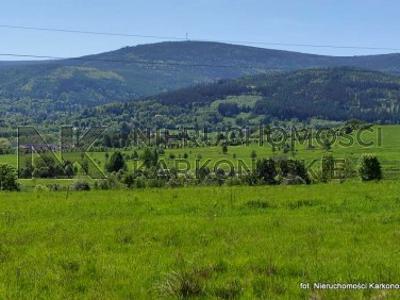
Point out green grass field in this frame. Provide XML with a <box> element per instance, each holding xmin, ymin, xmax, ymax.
<box><xmin>1</xmin><ymin>182</ymin><xmax>400</xmax><ymax>299</ymax></box>
<box><xmin>1</xmin><ymin>124</ymin><xmax>398</xmax><ymax>183</ymax></box>
<box><xmin>1</xmin><ymin>125</ymin><xmax>400</xmax><ymax>299</ymax></box>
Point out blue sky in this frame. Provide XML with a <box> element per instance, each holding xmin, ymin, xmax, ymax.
<box><xmin>0</xmin><ymin>0</ymin><xmax>399</xmax><ymax>59</ymax></box>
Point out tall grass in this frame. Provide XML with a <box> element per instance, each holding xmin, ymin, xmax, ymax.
<box><xmin>1</xmin><ymin>182</ymin><xmax>400</xmax><ymax>298</ymax></box>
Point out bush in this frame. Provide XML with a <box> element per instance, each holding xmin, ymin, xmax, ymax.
<box><xmin>34</xmin><ymin>184</ymin><xmax>49</xmax><ymax>192</ymax></box>
<box><xmin>72</xmin><ymin>181</ymin><xmax>91</xmax><ymax>191</ymax></box>
<box><xmin>255</xmin><ymin>159</ymin><xmax>277</xmax><ymax>184</ymax></box>
<box><xmin>47</xmin><ymin>184</ymin><xmax>62</xmax><ymax>191</ymax></box>
<box><xmin>166</xmin><ymin>177</ymin><xmax>183</xmax><ymax>188</ymax></box>
<box><xmin>359</xmin><ymin>154</ymin><xmax>382</xmax><ymax>181</ymax></box>
<box><xmin>196</xmin><ymin>166</ymin><xmax>211</xmax><ymax>181</ymax></box>
<box><xmin>242</xmin><ymin>173</ymin><xmax>258</xmax><ymax>186</ymax></box>
<box><xmin>0</xmin><ymin>164</ymin><xmax>19</xmax><ymax>191</ymax></box>
<box><xmin>342</xmin><ymin>157</ymin><xmax>356</xmax><ymax>179</ymax></box>
<box><xmin>147</xmin><ymin>178</ymin><xmax>165</xmax><ymax>188</ymax></box>
<box><xmin>134</xmin><ymin>176</ymin><xmax>147</xmax><ymax>188</ymax></box>
<box><xmin>215</xmin><ymin>168</ymin><xmax>226</xmax><ymax>185</ymax></box>
<box><xmin>290</xmin><ymin>160</ymin><xmax>310</xmax><ymax>184</ymax></box>
<box><xmin>277</xmin><ymin>159</ymin><xmax>310</xmax><ymax>184</ymax></box>
<box><xmin>95</xmin><ymin>174</ymin><xmax>121</xmax><ymax>190</ymax></box>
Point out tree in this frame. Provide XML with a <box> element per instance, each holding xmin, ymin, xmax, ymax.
<box><xmin>215</xmin><ymin>168</ymin><xmax>226</xmax><ymax>185</ymax></box>
<box><xmin>222</xmin><ymin>143</ymin><xmax>228</xmax><ymax>154</ymax></box>
<box><xmin>278</xmin><ymin>159</ymin><xmax>310</xmax><ymax>184</ymax></box>
<box><xmin>250</xmin><ymin>150</ymin><xmax>257</xmax><ymax>160</ymax></box>
<box><xmin>105</xmin><ymin>151</ymin><xmax>126</xmax><ymax>173</ymax></box>
<box><xmin>290</xmin><ymin>160</ymin><xmax>310</xmax><ymax>184</ymax></box>
<box><xmin>132</xmin><ymin>150</ymin><xmax>139</xmax><ymax>160</ymax></box>
<box><xmin>64</xmin><ymin>161</ymin><xmax>75</xmax><ymax>178</ymax></box>
<box><xmin>0</xmin><ymin>164</ymin><xmax>19</xmax><ymax>191</ymax></box>
<box><xmin>32</xmin><ymin>155</ymin><xmax>65</xmax><ymax>178</ymax></box>
<box><xmin>142</xmin><ymin>148</ymin><xmax>159</xmax><ymax>168</ymax></box>
<box><xmin>0</xmin><ymin>138</ymin><xmax>11</xmax><ymax>154</ymax></box>
<box><xmin>359</xmin><ymin>154</ymin><xmax>382</xmax><ymax>181</ymax></box>
<box><xmin>321</xmin><ymin>138</ymin><xmax>332</xmax><ymax>151</ymax></box>
<box><xmin>218</xmin><ymin>103</ymin><xmax>240</xmax><ymax>117</ymax></box>
<box><xmin>321</xmin><ymin>154</ymin><xmax>335</xmax><ymax>182</ymax></box>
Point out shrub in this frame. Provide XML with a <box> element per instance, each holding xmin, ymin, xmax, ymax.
<box><xmin>134</xmin><ymin>177</ymin><xmax>146</xmax><ymax>188</ymax></box>
<box><xmin>196</xmin><ymin>166</ymin><xmax>211</xmax><ymax>181</ymax></box>
<box><xmin>72</xmin><ymin>181</ymin><xmax>91</xmax><ymax>191</ymax></box>
<box><xmin>242</xmin><ymin>173</ymin><xmax>258</xmax><ymax>186</ymax></box>
<box><xmin>166</xmin><ymin>177</ymin><xmax>183</xmax><ymax>188</ymax></box>
<box><xmin>359</xmin><ymin>154</ymin><xmax>382</xmax><ymax>181</ymax></box>
<box><xmin>342</xmin><ymin>157</ymin><xmax>356</xmax><ymax>179</ymax></box>
<box><xmin>0</xmin><ymin>164</ymin><xmax>19</xmax><ymax>191</ymax></box>
<box><xmin>215</xmin><ymin>168</ymin><xmax>226</xmax><ymax>185</ymax></box>
<box><xmin>291</xmin><ymin>160</ymin><xmax>310</xmax><ymax>184</ymax></box>
<box><xmin>47</xmin><ymin>184</ymin><xmax>62</xmax><ymax>191</ymax></box>
<box><xmin>147</xmin><ymin>178</ymin><xmax>165</xmax><ymax>188</ymax></box>
<box><xmin>34</xmin><ymin>184</ymin><xmax>49</xmax><ymax>192</ymax></box>
<box><xmin>255</xmin><ymin>159</ymin><xmax>277</xmax><ymax>184</ymax></box>
<box><xmin>122</xmin><ymin>173</ymin><xmax>135</xmax><ymax>188</ymax></box>
<box><xmin>277</xmin><ymin>159</ymin><xmax>310</xmax><ymax>184</ymax></box>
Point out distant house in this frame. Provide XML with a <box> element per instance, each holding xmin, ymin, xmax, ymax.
<box><xmin>19</xmin><ymin>143</ymin><xmax>59</xmax><ymax>152</ymax></box>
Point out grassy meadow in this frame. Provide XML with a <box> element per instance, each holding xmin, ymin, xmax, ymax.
<box><xmin>1</xmin><ymin>124</ymin><xmax>399</xmax><ymax>182</ymax></box>
<box><xmin>0</xmin><ymin>125</ymin><xmax>400</xmax><ymax>298</ymax></box>
<box><xmin>1</xmin><ymin>183</ymin><xmax>400</xmax><ymax>299</ymax></box>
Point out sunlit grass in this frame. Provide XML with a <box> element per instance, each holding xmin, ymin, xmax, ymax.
<box><xmin>1</xmin><ymin>182</ymin><xmax>400</xmax><ymax>298</ymax></box>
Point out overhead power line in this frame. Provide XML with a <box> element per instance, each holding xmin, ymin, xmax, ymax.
<box><xmin>1</xmin><ymin>24</ymin><xmax>400</xmax><ymax>52</ymax></box>
<box><xmin>0</xmin><ymin>24</ymin><xmax>186</xmax><ymax>41</ymax></box>
<box><xmin>0</xmin><ymin>53</ymin><xmax>59</xmax><ymax>60</ymax></box>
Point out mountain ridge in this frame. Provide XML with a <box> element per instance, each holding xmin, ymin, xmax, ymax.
<box><xmin>1</xmin><ymin>41</ymin><xmax>400</xmax><ymax>110</ymax></box>
<box><xmin>73</xmin><ymin>67</ymin><xmax>400</xmax><ymax>129</ymax></box>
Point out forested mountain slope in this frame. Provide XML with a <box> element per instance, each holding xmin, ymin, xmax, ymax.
<box><xmin>81</xmin><ymin>67</ymin><xmax>400</xmax><ymax>129</ymax></box>
<box><xmin>1</xmin><ymin>41</ymin><xmax>400</xmax><ymax>110</ymax></box>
